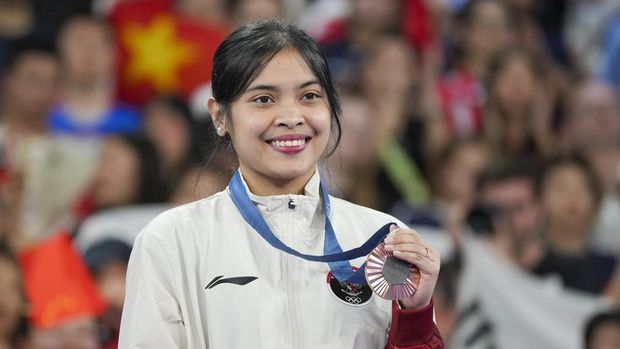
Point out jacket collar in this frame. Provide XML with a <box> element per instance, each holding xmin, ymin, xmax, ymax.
<box><xmin>237</xmin><ymin>168</ymin><xmax>322</xmax><ymax>209</ymax></box>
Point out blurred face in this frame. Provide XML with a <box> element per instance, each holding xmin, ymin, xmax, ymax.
<box><xmin>144</xmin><ymin>102</ymin><xmax>191</xmax><ymax>170</ymax></box>
<box><xmin>211</xmin><ymin>49</ymin><xmax>331</xmax><ymax>194</ymax></box>
<box><xmin>92</xmin><ymin>138</ymin><xmax>140</xmax><ymax>209</ymax></box>
<box><xmin>566</xmin><ymin>82</ymin><xmax>620</xmax><ymax>149</ymax></box>
<box><xmin>494</xmin><ymin>54</ymin><xmax>536</xmax><ymax>112</ymax></box>
<box><xmin>464</xmin><ymin>0</ymin><xmax>514</xmax><ymax>62</ymax></box>
<box><xmin>481</xmin><ymin>178</ymin><xmax>540</xmax><ymax>238</ymax></box>
<box><xmin>440</xmin><ymin>143</ymin><xmax>488</xmax><ymax>204</ymax></box>
<box><xmin>59</xmin><ymin>19</ymin><xmax>114</xmax><ymax>83</ymax></box>
<box><xmin>363</xmin><ymin>38</ymin><xmax>417</xmax><ymax>100</ymax></box>
<box><xmin>334</xmin><ymin>96</ymin><xmax>373</xmax><ymax>167</ymax></box>
<box><xmin>590</xmin><ymin>322</ymin><xmax>620</xmax><ymax>349</ymax></box>
<box><xmin>541</xmin><ymin>164</ymin><xmax>596</xmax><ymax>233</ymax></box>
<box><xmin>353</xmin><ymin>0</ymin><xmax>400</xmax><ymax>32</ymax></box>
<box><xmin>30</xmin><ymin>317</ymin><xmax>99</xmax><ymax>349</ymax></box>
<box><xmin>0</xmin><ymin>257</ymin><xmax>23</xmax><ymax>342</ymax></box>
<box><xmin>5</xmin><ymin>52</ymin><xmax>59</xmax><ymax>118</ymax></box>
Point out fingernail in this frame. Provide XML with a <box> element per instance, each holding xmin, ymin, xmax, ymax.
<box><xmin>390</xmin><ymin>224</ymin><xmax>399</xmax><ymax>232</ymax></box>
<box><xmin>385</xmin><ymin>237</ymin><xmax>393</xmax><ymax>244</ymax></box>
<box><xmin>384</xmin><ymin>244</ymin><xmax>393</xmax><ymax>251</ymax></box>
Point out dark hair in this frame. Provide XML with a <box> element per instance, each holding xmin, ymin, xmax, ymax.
<box><xmin>145</xmin><ymin>95</ymin><xmax>204</xmax><ymax>164</ymax></box>
<box><xmin>535</xmin><ymin>153</ymin><xmax>602</xmax><ymax>208</ymax></box>
<box><xmin>585</xmin><ymin>309</ymin><xmax>620</xmax><ymax>349</ymax></box>
<box><xmin>210</xmin><ymin>18</ymin><xmax>342</xmax><ymax>157</ymax></box>
<box><xmin>110</xmin><ymin>133</ymin><xmax>168</xmax><ymax>204</ymax></box>
<box><xmin>83</xmin><ymin>239</ymin><xmax>132</xmax><ymax>276</ymax></box>
<box><xmin>476</xmin><ymin>156</ymin><xmax>537</xmax><ymax>193</ymax></box>
<box><xmin>5</xmin><ymin>37</ymin><xmax>57</xmax><ymax>72</ymax></box>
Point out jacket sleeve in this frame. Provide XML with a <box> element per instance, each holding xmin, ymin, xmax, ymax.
<box><xmin>385</xmin><ymin>300</ymin><xmax>444</xmax><ymax>349</ymax></box>
<box><xmin>118</xmin><ymin>229</ymin><xmax>187</xmax><ymax>348</ymax></box>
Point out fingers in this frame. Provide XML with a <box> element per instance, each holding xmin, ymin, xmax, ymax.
<box><xmin>383</xmin><ymin>225</ymin><xmax>440</xmax><ymax>275</ymax></box>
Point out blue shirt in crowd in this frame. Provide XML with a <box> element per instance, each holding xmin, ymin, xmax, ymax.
<box><xmin>48</xmin><ymin>103</ymin><xmax>142</xmax><ymax>136</ymax></box>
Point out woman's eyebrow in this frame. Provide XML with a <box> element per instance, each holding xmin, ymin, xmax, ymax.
<box><xmin>298</xmin><ymin>80</ymin><xmax>320</xmax><ymax>89</ymax></box>
<box><xmin>245</xmin><ymin>80</ymin><xmax>320</xmax><ymax>93</ymax></box>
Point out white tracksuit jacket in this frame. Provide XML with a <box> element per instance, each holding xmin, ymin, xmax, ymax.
<box><xmin>119</xmin><ymin>171</ymin><xmax>436</xmax><ymax>348</ymax></box>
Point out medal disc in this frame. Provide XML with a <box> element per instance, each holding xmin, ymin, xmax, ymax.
<box><xmin>365</xmin><ymin>243</ymin><xmax>419</xmax><ymax>300</ymax></box>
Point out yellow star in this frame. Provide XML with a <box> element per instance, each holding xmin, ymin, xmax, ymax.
<box><xmin>121</xmin><ymin>14</ymin><xmax>197</xmax><ymax>92</ymax></box>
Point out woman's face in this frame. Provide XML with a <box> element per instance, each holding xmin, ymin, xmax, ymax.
<box><xmin>541</xmin><ymin>164</ymin><xmax>596</xmax><ymax>232</ymax></box>
<box><xmin>440</xmin><ymin>143</ymin><xmax>488</xmax><ymax>204</ymax></box>
<box><xmin>92</xmin><ymin>138</ymin><xmax>140</xmax><ymax>209</ymax></box>
<box><xmin>464</xmin><ymin>0</ymin><xmax>513</xmax><ymax>61</ymax></box>
<box><xmin>494</xmin><ymin>54</ymin><xmax>536</xmax><ymax>111</ymax></box>
<box><xmin>144</xmin><ymin>102</ymin><xmax>191</xmax><ymax>171</ymax></box>
<box><xmin>217</xmin><ymin>49</ymin><xmax>331</xmax><ymax>192</ymax></box>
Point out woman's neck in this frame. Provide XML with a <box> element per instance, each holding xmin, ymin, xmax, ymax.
<box><xmin>241</xmin><ymin>167</ymin><xmax>315</xmax><ymax>197</ymax></box>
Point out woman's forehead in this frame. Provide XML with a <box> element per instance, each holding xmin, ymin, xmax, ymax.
<box><xmin>246</xmin><ymin>49</ymin><xmax>319</xmax><ymax>90</ymax></box>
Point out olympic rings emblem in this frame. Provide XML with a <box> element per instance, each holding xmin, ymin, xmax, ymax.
<box><xmin>345</xmin><ymin>296</ymin><xmax>362</xmax><ymax>304</ymax></box>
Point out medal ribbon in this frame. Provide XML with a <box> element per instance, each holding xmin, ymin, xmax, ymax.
<box><xmin>228</xmin><ymin>170</ymin><xmax>395</xmax><ymax>285</ymax></box>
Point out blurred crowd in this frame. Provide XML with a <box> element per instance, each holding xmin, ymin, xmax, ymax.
<box><xmin>1</xmin><ymin>0</ymin><xmax>620</xmax><ymax>348</ymax></box>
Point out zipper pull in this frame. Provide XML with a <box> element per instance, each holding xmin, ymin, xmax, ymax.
<box><xmin>288</xmin><ymin>198</ymin><xmax>296</xmax><ymax>210</ymax></box>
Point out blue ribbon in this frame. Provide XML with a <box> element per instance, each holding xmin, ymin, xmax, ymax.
<box><xmin>228</xmin><ymin>170</ymin><xmax>395</xmax><ymax>285</ymax></box>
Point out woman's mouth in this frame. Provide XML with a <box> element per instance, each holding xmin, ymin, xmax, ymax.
<box><xmin>267</xmin><ymin>136</ymin><xmax>311</xmax><ymax>154</ymax></box>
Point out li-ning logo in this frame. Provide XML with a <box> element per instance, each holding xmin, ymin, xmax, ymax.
<box><xmin>205</xmin><ymin>275</ymin><xmax>258</xmax><ymax>289</ymax></box>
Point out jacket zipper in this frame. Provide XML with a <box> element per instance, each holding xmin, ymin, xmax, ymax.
<box><xmin>286</xmin><ymin>196</ymin><xmax>303</xmax><ymax>348</ymax></box>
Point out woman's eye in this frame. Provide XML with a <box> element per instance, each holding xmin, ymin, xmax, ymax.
<box><xmin>253</xmin><ymin>96</ymin><xmax>273</xmax><ymax>104</ymax></box>
<box><xmin>302</xmin><ymin>92</ymin><xmax>321</xmax><ymax>101</ymax></box>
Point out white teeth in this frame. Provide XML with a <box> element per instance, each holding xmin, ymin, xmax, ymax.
<box><xmin>270</xmin><ymin>138</ymin><xmax>306</xmax><ymax>147</ymax></box>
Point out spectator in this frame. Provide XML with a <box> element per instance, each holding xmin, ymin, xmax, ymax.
<box><xmin>438</xmin><ymin>0</ymin><xmax>516</xmax><ymax>138</ymax></box>
<box><xmin>88</xmin><ymin>134</ymin><xmax>166</xmax><ymax>215</ymax></box>
<box><xmin>325</xmin><ymin>88</ymin><xmax>375</xmax><ymax>203</ymax></box>
<box><xmin>83</xmin><ymin>239</ymin><xmax>132</xmax><ymax>349</ymax></box>
<box><xmin>475</xmin><ymin>156</ymin><xmax>544</xmax><ymax>269</ymax></box>
<box><xmin>0</xmin><ymin>0</ymin><xmax>55</xmax><ymax>71</ymax></box>
<box><xmin>142</xmin><ymin>95</ymin><xmax>200</xmax><ymax>189</ymax></box>
<box><xmin>427</xmin><ymin>139</ymin><xmax>490</xmax><ymax>235</ymax></box>
<box><xmin>483</xmin><ymin>48</ymin><xmax>558</xmax><ymax>160</ymax></box>
<box><xmin>562</xmin><ymin>80</ymin><xmax>620</xmax><ymax>256</ymax></box>
<box><xmin>48</xmin><ymin>16</ymin><xmax>141</xmax><ymax>136</ymax></box>
<box><xmin>585</xmin><ymin>309</ymin><xmax>620</xmax><ymax>349</ymax></box>
<box><xmin>319</xmin><ymin>0</ymin><xmax>404</xmax><ymax>84</ymax></box>
<box><xmin>359</xmin><ymin>35</ymin><xmax>432</xmax><ymax>211</ymax></box>
<box><xmin>533</xmin><ymin>154</ymin><xmax>616</xmax><ymax>294</ymax></box>
<box><xmin>0</xmin><ymin>40</ymin><xmax>59</xmax><ymax>139</ymax></box>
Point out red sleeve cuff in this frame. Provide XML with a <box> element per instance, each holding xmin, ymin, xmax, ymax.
<box><xmin>388</xmin><ymin>299</ymin><xmax>437</xmax><ymax>347</ymax></box>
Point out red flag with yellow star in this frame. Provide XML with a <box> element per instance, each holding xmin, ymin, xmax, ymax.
<box><xmin>110</xmin><ymin>0</ymin><xmax>227</xmax><ymax>105</ymax></box>
<box><xmin>19</xmin><ymin>232</ymin><xmax>107</xmax><ymax>329</ymax></box>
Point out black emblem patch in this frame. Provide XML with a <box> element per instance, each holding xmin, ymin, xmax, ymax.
<box><xmin>205</xmin><ymin>275</ymin><xmax>258</xmax><ymax>289</ymax></box>
<box><xmin>326</xmin><ymin>271</ymin><xmax>372</xmax><ymax>307</ymax></box>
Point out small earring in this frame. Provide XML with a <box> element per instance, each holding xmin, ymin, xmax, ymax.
<box><xmin>217</xmin><ymin>126</ymin><xmax>224</xmax><ymax>136</ymax></box>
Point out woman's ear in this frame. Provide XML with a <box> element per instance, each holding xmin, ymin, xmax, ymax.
<box><xmin>207</xmin><ymin>97</ymin><xmax>227</xmax><ymax>136</ymax></box>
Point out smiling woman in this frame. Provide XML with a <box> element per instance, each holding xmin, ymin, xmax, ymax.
<box><xmin>119</xmin><ymin>18</ymin><xmax>443</xmax><ymax>349</ymax></box>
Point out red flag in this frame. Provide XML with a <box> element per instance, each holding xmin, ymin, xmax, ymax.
<box><xmin>18</xmin><ymin>232</ymin><xmax>107</xmax><ymax>329</ymax></box>
<box><xmin>109</xmin><ymin>0</ymin><xmax>227</xmax><ymax>105</ymax></box>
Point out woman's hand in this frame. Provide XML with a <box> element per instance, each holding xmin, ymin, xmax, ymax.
<box><xmin>383</xmin><ymin>224</ymin><xmax>440</xmax><ymax>310</ymax></box>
